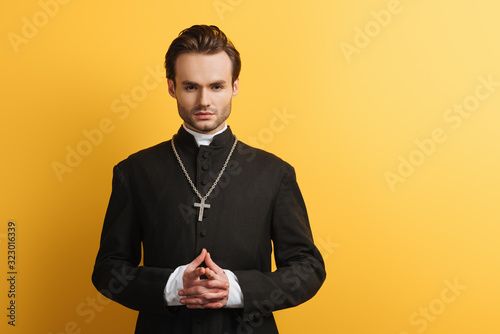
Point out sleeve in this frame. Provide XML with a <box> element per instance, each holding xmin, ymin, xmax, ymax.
<box><xmin>233</xmin><ymin>164</ymin><xmax>326</xmax><ymax>321</ymax></box>
<box><xmin>91</xmin><ymin>164</ymin><xmax>174</xmax><ymax>315</ymax></box>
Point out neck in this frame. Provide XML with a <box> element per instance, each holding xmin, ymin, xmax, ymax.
<box><xmin>183</xmin><ymin>123</ymin><xmax>228</xmax><ymax>146</ymax></box>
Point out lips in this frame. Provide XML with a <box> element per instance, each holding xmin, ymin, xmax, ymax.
<box><xmin>194</xmin><ymin>111</ymin><xmax>214</xmax><ymax>120</ymax></box>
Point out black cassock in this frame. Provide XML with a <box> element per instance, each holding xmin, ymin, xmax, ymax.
<box><xmin>92</xmin><ymin>126</ymin><xmax>326</xmax><ymax>333</ymax></box>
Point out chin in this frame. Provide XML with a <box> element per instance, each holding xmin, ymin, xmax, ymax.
<box><xmin>191</xmin><ymin>121</ymin><xmax>218</xmax><ymax>133</ymax></box>
<box><xmin>189</xmin><ymin>125</ymin><xmax>215</xmax><ymax>134</ymax></box>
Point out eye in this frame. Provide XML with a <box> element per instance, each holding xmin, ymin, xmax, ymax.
<box><xmin>185</xmin><ymin>85</ymin><xmax>196</xmax><ymax>91</ymax></box>
<box><xmin>213</xmin><ymin>85</ymin><xmax>223</xmax><ymax>90</ymax></box>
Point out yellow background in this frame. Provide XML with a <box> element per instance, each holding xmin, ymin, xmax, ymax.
<box><xmin>1</xmin><ymin>0</ymin><xmax>499</xmax><ymax>333</ymax></box>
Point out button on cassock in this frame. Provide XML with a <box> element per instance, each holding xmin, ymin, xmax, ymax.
<box><xmin>200</xmin><ymin>230</ymin><xmax>207</xmax><ymax>237</ymax></box>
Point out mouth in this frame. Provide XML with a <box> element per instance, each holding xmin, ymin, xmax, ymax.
<box><xmin>194</xmin><ymin>111</ymin><xmax>214</xmax><ymax>120</ymax></box>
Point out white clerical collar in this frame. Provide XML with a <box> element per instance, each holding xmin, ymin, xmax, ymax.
<box><xmin>183</xmin><ymin>123</ymin><xmax>228</xmax><ymax>147</ymax></box>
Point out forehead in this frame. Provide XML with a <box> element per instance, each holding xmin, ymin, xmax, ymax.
<box><xmin>175</xmin><ymin>52</ymin><xmax>232</xmax><ymax>83</ymax></box>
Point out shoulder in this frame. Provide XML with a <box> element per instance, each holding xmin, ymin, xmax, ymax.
<box><xmin>115</xmin><ymin>141</ymin><xmax>171</xmax><ymax>170</ymax></box>
<box><xmin>235</xmin><ymin>140</ymin><xmax>295</xmax><ymax>177</ymax></box>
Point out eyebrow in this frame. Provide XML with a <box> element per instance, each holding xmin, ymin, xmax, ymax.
<box><xmin>181</xmin><ymin>80</ymin><xmax>227</xmax><ymax>86</ymax></box>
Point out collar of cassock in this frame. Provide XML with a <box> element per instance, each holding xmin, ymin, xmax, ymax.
<box><xmin>174</xmin><ymin>123</ymin><xmax>235</xmax><ymax>151</ymax></box>
<box><xmin>183</xmin><ymin>123</ymin><xmax>228</xmax><ymax>147</ymax></box>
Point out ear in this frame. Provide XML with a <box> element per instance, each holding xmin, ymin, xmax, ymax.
<box><xmin>232</xmin><ymin>78</ymin><xmax>239</xmax><ymax>97</ymax></box>
<box><xmin>167</xmin><ymin>79</ymin><xmax>177</xmax><ymax>98</ymax></box>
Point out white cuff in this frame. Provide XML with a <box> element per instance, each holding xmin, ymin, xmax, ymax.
<box><xmin>225</xmin><ymin>269</ymin><xmax>244</xmax><ymax>308</ymax></box>
<box><xmin>164</xmin><ymin>265</ymin><xmax>187</xmax><ymax>306</ymax></box>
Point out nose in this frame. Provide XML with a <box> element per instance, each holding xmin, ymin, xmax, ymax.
<box><xmin>199</xmin><ymin>88</ymin><xmax>210</xmax><ymax>107</ymax></box>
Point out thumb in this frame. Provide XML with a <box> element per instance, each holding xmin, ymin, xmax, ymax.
<box><xmin>187</xmin><ymin>248</ymin><xmax>207</xmax><ymax>270</ymax></box>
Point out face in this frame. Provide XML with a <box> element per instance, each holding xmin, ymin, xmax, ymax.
<box><xmin>168</xmin><ymin>52</ymin><xmax>239</xmax><ymax>134</ymax></box>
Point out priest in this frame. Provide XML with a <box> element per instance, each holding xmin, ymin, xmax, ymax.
<box><xmin>92</xmin><ymin>24</ymin><xmax>326</xmax><ymax>334</ymax></box>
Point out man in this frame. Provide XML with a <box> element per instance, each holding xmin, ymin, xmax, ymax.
<box><xmin>92</xmin><ymin>25</ymin><xmax>326</xmax><ymax>333</ymax></box>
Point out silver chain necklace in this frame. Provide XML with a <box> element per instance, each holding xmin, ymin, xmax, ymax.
<box><xmin>171</xmin><ymin>135</ymin><xmax>238</xmax><ymax>222</ymax></box>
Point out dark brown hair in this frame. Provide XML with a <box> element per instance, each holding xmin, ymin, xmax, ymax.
<box><xmin>165</xmin><ymin>25</ymin><xmax>241</xmax><ymax>85</ymax></box>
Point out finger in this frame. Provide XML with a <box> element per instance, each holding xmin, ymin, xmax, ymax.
<box><xmin>184</xmin><ymin>250</ymin><xmax>208</xmax><ymax>280</ymax></box>
<box><xmin>188</xmin><ymin>278</ymin><xmax>228</xmax><ymax>290</ymax></box>
<box><xmin>186</xmin><ymin>304</ymin><xmax>207</xmax><ymax>309</ymax></box>
<box><xmin>205</xmin><ymin>278</ymin><xmax>229</xmax><ymax>290</ymax></box>
<box><xmin>199</xmin><ymin>301</ymin><xmax>225</xmax><ymax>309</ymax></box>
<box><xmin>205</xmin><ymin>252</ymin><xmax>223</xmax><ymax>275</ymax></box>
<box><xmin>186</xmin><ymin>249</ymin><xmax>207</xmax><ymax>272</ymax></box>
<box><xmin>180</xmin><ymin>291</ymin><xmax>227</xmax><ymax>305</ymax></box>
<box><xmin>180</xmin><ymin>294</ymin><xmax>226</xmax><ymax>306</ymax></box>
<box><xmin>180</xmin><ymin>285</ymin><xmax>226</xmax><ymax>297</ymax></box>
<box><xmin>180</xmin><ymin>297</ymin><xmax>204</xmax><ymax>305</ymax></box>
<box><xmin>187</xmin><ymin>302</ymin><xmax>224</xmax><ymax>309</ymax></box>
<box><xmin>184</xmin><ymin>266</ymin><xmax>206</xmax><ymax>281</ymax></box>
<box><xmin>198</xmin><ymin>291</ymin><xmax>228</xmax><ymax>301</ymax></box>
<box><xmin>205</xmin><ymin>268</ymin><xmax>219</xmax><ymax>280</ymax></box>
